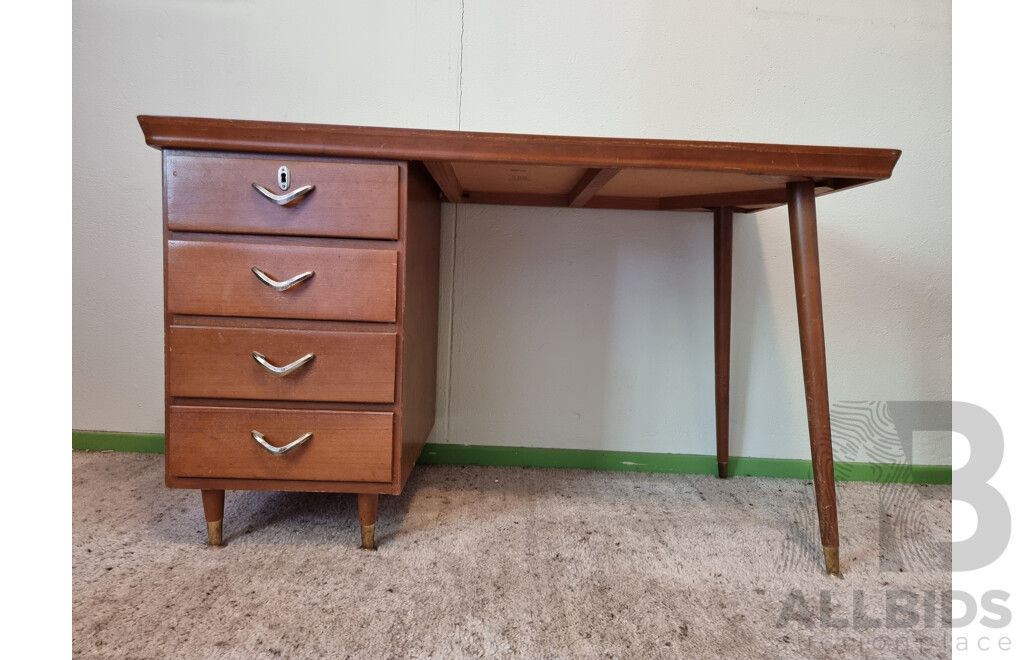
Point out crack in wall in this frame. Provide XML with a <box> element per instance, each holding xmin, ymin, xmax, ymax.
<box><xmin>457</xmin><ymin>0</ymin><xmax>465</xmax><ymax>130</ymax></box>
<box><xmin>443</xmin><ymin>0</ymin><xmax>466</xmax><ymax>441</ymax></box>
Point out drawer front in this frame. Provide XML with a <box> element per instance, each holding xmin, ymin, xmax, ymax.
<box><xmin>168</xmin><ymin>326</ymin><xmax>396</xmax><ymax>403</ymax></box>
<box><xmin>168</xmin><ymin>406</ymin><xmax>393</xmax><ymax>482</ymax></box>
<box><xmin>167</xmin><ymin>239</ymin><xmax>398</xmax><ymax>322</ymax></box>
<box><xmin>165</xmin><ymin>153</ymin><xmax>400</xmax><ymax>239</ymax></box>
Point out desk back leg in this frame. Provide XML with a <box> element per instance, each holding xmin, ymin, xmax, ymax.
<box><xmin>786</xmin><ymin>180</ymin><xmax>841</xmax><ymax>577</ymax></box>
<box><xmin>713</xmin><ymin>207</ymin><xmax>734</xmax><ymax>479</ymax></box>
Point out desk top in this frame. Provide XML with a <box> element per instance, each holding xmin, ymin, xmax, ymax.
<box><xmin>138</xmin><ymin>116</ymin><xmax>900</xmax><ymax>213</ymax></box>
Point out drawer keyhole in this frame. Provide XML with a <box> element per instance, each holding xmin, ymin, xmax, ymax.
<box><xmin>278</xmin><ymin>165</ymin><xmax>291</xmax><ymax>192</ymax></box>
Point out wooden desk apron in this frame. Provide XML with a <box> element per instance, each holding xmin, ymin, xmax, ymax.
<box><xmin>139</xmin><ymin>115</ymin><xmax>900</xmax><ymax>576</ymax></box>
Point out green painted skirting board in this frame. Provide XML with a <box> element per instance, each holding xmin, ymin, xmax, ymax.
<box><xmin>73</xmin><ymin>431</ymin><xmax>167</xmax><ymax>454</ymax></box>
<box><xmin>71</xmin><ymin>431</ymin><xmax>951</xmax><ymax>485</ymax></box>
<box><xmin>417</xmin><ymin>444</ymin><xmax>952</xmax><ymax>484</ymax></box>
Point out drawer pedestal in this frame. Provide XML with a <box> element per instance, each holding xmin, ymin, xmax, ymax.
<box><xmin>158</xmin><ymin>151</ymin><xmax>440</xmax><ymax>547</ymax></box>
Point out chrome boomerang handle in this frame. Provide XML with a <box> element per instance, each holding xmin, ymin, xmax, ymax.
<box><xmin>251</xmin><ymin>351</ymin><xmax>315</xmax><ymax>375</ymax></box>
<box><xmin>252</xmin><ymin>182</ymin><xmax>315</xmax><ymax>205</ymax></box>
<box><xmin>251</xmin><ymin>430</ymin><xmax>312</xmax><ymax>455</ymax></box>
<box><xmin>251</xmin><ymin>266</ymin><xmax>315</xmax><ymax>291</ymax></box>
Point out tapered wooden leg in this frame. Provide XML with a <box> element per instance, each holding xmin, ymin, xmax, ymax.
<box><xmin>200</xmin><ymin>489</ymin><xmax>225</xmax><ymax>546</ymax></box>
<box><xmin>786</xmin><ymin>180</ymin><xmax>840</xmax><ymax>577</ymax></box>
<box><xmin>714</xmin><ymin>207</ymin><xmax>734</xmax><ymax>479</ymax></box>
<box><xmin>358</xmin><ymin>493</ymin><xmax>378</xmax><ymax>550</ymax></box>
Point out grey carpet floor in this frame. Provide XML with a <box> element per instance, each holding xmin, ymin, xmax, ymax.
<box><xmin>72</xmin><ymin>451</ymin><xmax>951</xmax><ymax>660</ymax></box>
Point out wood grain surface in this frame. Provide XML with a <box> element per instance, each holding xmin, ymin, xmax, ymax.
<box><xmin>168</xmin><ymin>406</ymin><xmax>393</xmax><ymax>482</ymax></box>
<box><xmin>168</xmin><ymin>325</ymin><xmax>397</xmax><ymax>403</ymax></box>
<box><xmin>164</xmin><ymin>152</ymin><xmax>399</xmax><ymax>238</ymax></box>
<box><xmin>167</xmin><ymin>238</ymin><xmax>398</xmax><ymax>322</ymax></box>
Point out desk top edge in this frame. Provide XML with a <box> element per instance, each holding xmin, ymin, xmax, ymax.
<box><xmin>138</xmin><ymin>115</ymin><xmax>900</xmax><ymax>183</ymax></box>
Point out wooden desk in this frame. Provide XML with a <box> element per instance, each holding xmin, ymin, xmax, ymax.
<box><xmin>139</xmin><ymin>115</ymin><xmax>900</xmax><ymax>576</ymax></box>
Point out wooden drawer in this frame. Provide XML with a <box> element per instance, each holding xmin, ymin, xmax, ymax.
<box><xmin>167</xmin><ymin>406</ymin><xmax>393</xmax><ymax>482</ymax></box>
<box><xmin>167</xmin><ymin>238</ymin><xmax>398</xmax><ymax>322</ymax></box>
<box><xmin>168</xmin><ymin>326</ymin><xmax>396</xmax><ymax>402</ymax></box>
<box><xmin>164</xmin><ymin>153</ymin><xmax>400</xmax><ymax>239</ymax></box>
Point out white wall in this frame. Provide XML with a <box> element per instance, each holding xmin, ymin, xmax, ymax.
<box><xmin>72</xmin><ymin>0</ymin><xmax>951</xmax><ymax>465</ymax></box>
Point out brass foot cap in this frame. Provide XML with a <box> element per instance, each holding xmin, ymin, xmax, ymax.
<box><xmin>207</xmin><ymin>520</ymin><xmax>223</xmax><ymax>546</ymax></box>
<box><xmin>717</xmin><ymin>462</ymin><xmax>728</xmax><ymax>479</ymax></box>
<box><xmin>360</xmin><ymin>524</ymin><xmax>377</xmax><ymax>550</ymax></box>
<box><xmin>824</xmin><ymin>546</ymin><xmax>841</xmax><ymax>577</ymax></box>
